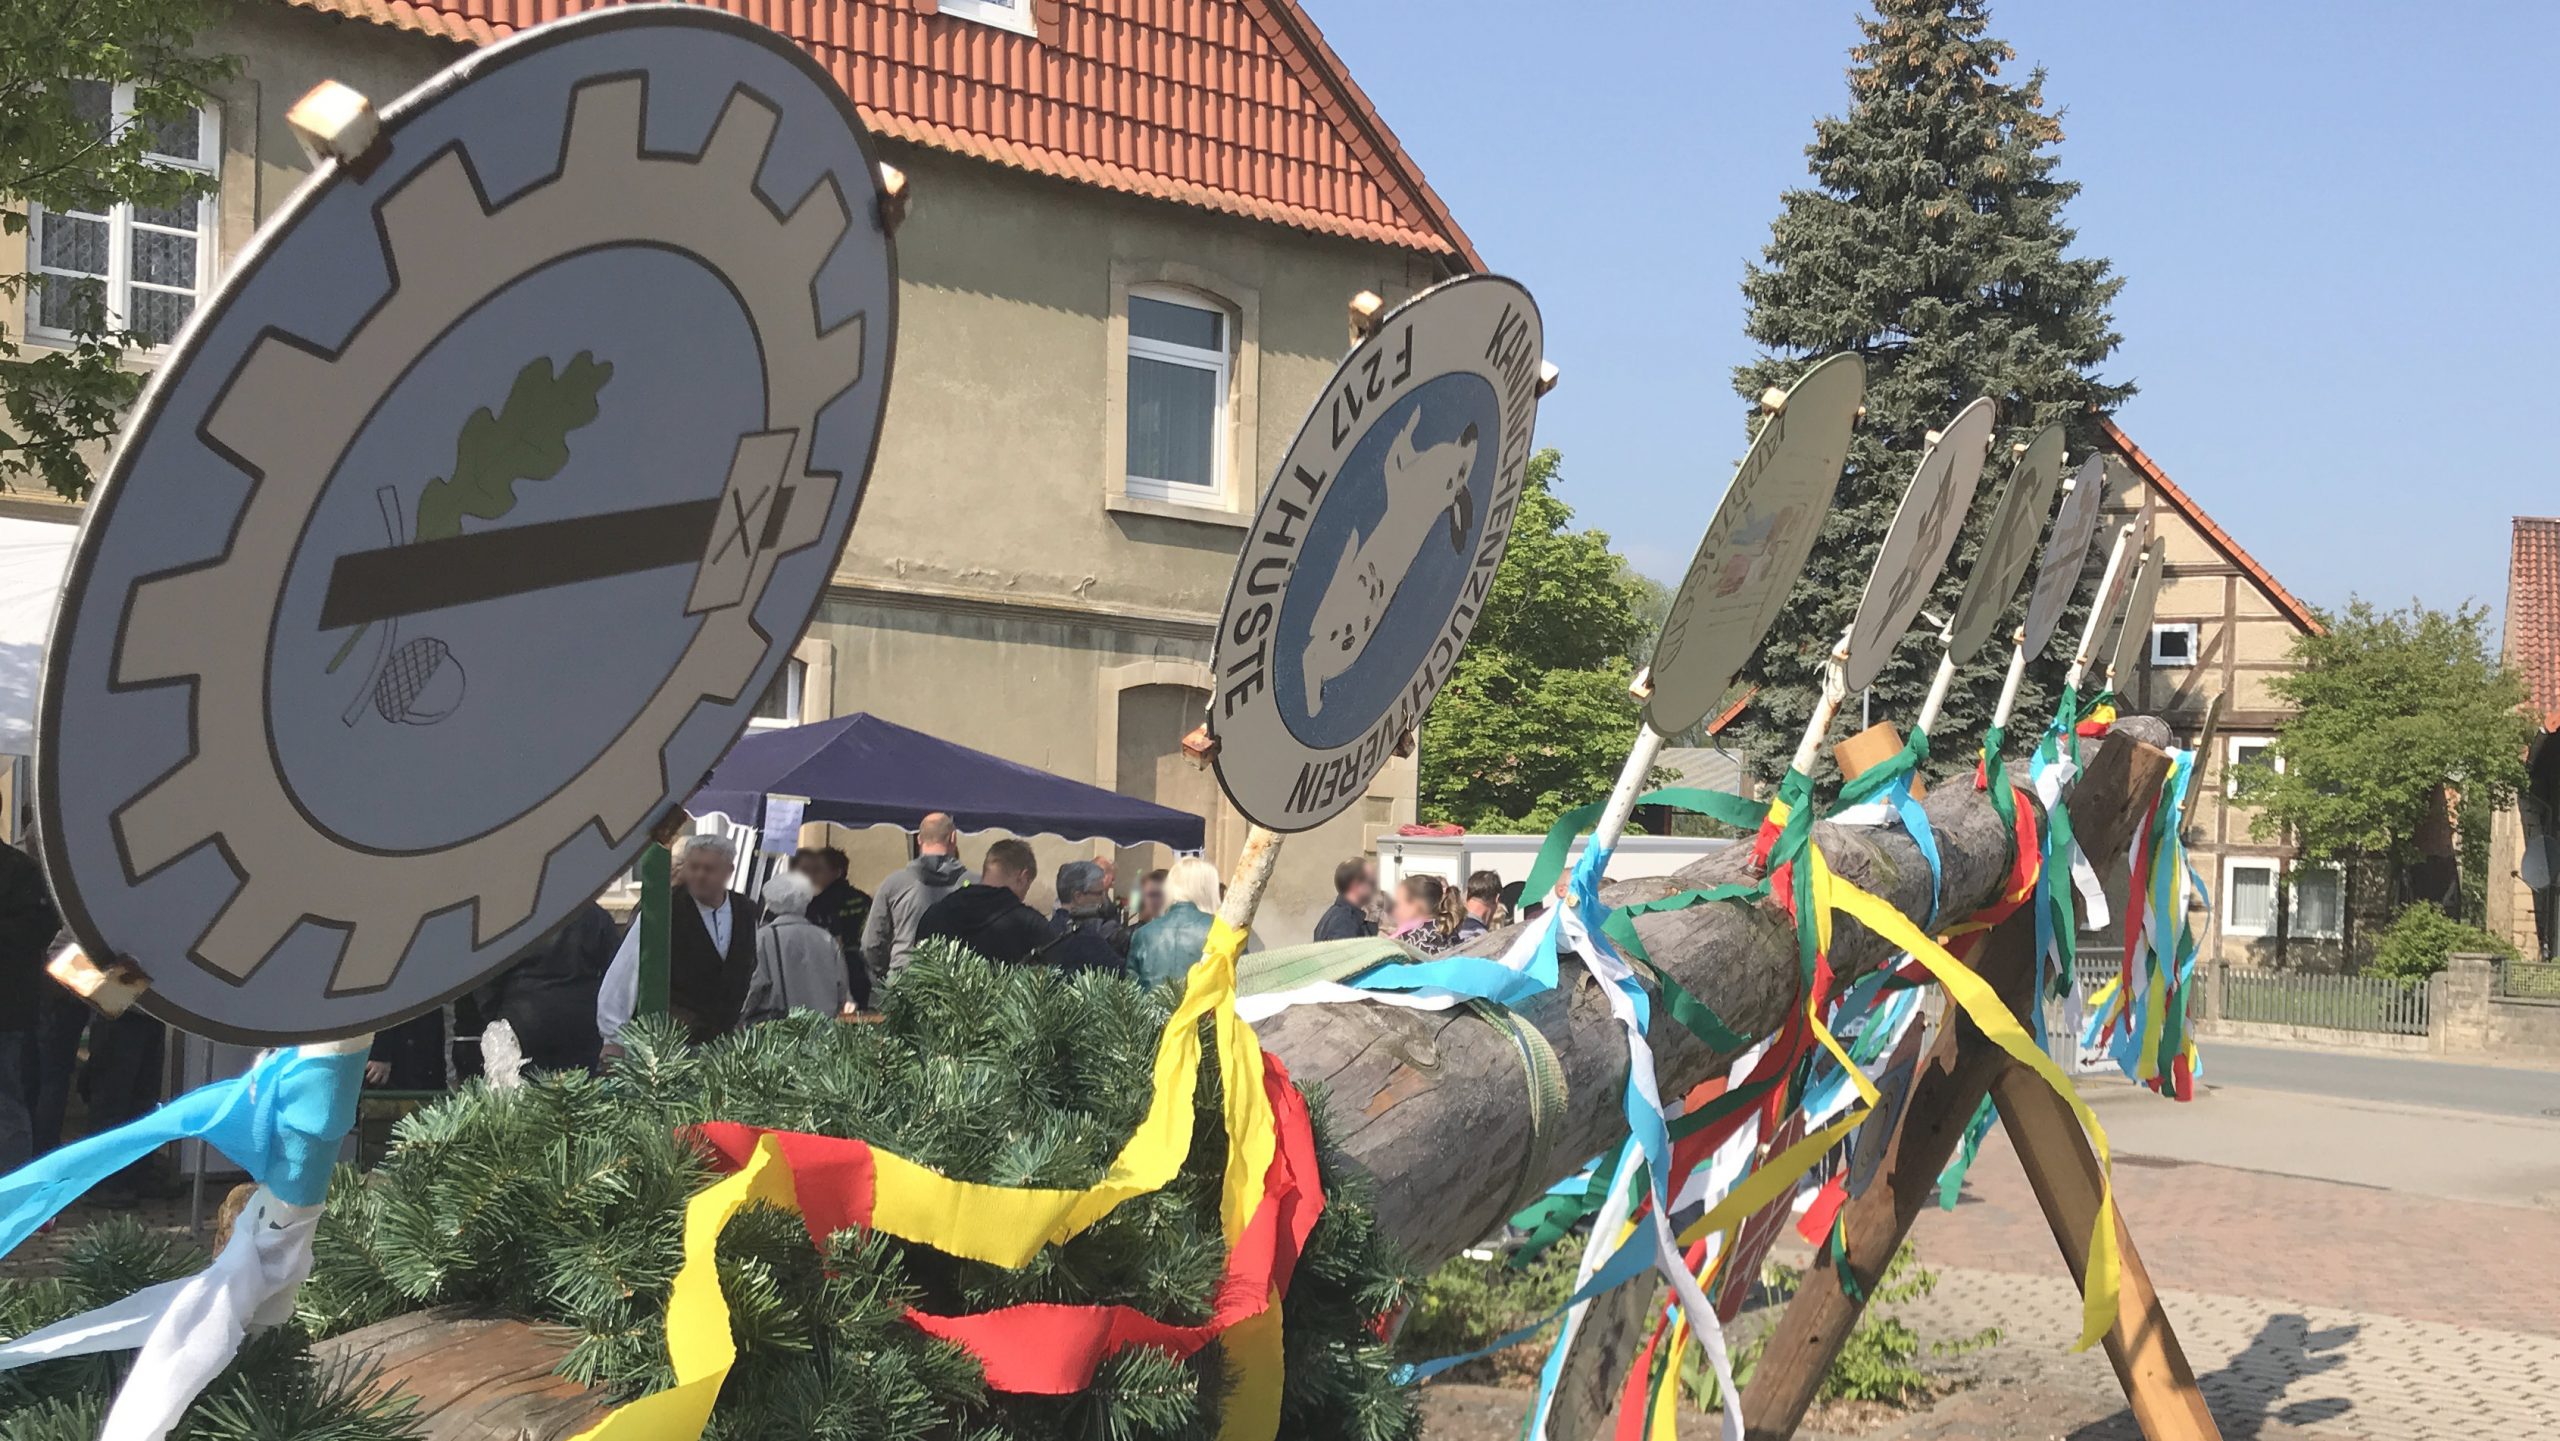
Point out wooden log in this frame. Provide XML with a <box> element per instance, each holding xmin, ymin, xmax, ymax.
<box><xmin>331</xmin><ymin>725</ymin><xmax>2173</xmax><ymax>1440</ymax></box>
<box><xmin>1256</xmin><ymin>723</ymin><xmax>2165</xmax><ymax>1266</ymax></box>
<box><xmin>1739</xmin><ymin>718</ymin><xmax>2175</xmax><ymax>1439</ymax></box>
<box><xmin>312</xmin><ymin>1306</ymin><xmax>607</xmax><ymax>1439</ymax></box>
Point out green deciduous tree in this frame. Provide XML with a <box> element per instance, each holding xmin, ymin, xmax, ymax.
<box><xmin>1420</xmin><ymin>448</ymin><xmax>1652</xmax><ymax>830</ymax></box>
<box><xmin>1732</xmin><ymin>0</ymin><xmax>2131</xmax><ymax>781</ymax></box>
<box><xmin>2</xmin><ymin>0</ymin><xmax>232</xmax><ymax>498</ymax></box>
<box><xmin>2235</xmin><ymin>599</ymin><xmax>2533</xmax><ymax>953</ymax></box>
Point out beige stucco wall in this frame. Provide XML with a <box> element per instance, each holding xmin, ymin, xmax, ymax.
<box><xmin>805</xmin><ymin>142</ymin><xmax>1440</xmax><ymax>939</ymax></box>
<box><xmin>9</xmin><ymin>1</ymin><xmax>1441</xmax><ymax>943</ymax></box>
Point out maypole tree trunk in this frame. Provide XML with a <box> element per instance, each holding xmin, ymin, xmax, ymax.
<box><xmin>322</xmin><ymin>723</ymin><xmax>2180</xmax><ymax>1440</ymax></box>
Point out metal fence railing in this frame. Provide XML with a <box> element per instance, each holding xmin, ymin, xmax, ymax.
<box><xmin>2499</xmin><ymin>958</ymin><xmax>2560</xmax><ymax>1004</ymax></box>
<box><xmin>2220</xmin><ymin>967</ymin><xmax>2430</xmax><ymax>1036</ymax></box>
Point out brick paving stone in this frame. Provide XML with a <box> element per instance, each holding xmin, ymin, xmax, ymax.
<box><xmin>1916</xmin><ymin>1127</ymin><xmax>2560</xmax><ymax>1338</ymax></box>
<box><xmin>1885</xmin><ymin>1263</ymin><xmax>2560</xmax><ymax>1439</ymax></box>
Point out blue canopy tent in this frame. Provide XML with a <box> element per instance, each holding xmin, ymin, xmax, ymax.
<box><xmin>688</xmin><ymin>712</ymin><xmax>1205</xmax><ymax>850</ymax></box>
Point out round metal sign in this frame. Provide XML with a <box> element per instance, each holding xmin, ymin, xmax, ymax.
<box><xmin>2020</xmin><ymin>454</ymin><xmax>2109</xmax><ymax>658</ymax></box>
<box><xmin>1208</xmin><ymin>275</ymin><xmax>1544</xmax><ymax>832</ymax></box>
<box><xmin>1839</xmin><ymin>397</ymin><xmax>1995</xmax><ymax>693</ymax></box>
<box><xmin>1945</xmin><ymin>422</ymin><xmax>2065</xmax><ymax>663</ymax></box>
<box><xmin>2106</xmin><ymin>536</ymin><xmax>2168</xmax><ymax>684</ymax></box>
<box><xmin>39</xmin><ymin>7</ymin><xmax>897</xmax><ymax>1042</ymax></box>
<box><xmin>1644</xmin><ymin>353</ymin><xmax>1863</xmax><ymax>735</ymax></box>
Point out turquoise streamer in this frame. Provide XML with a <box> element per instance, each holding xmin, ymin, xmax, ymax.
<box><xmin>0</xmin><ymin>1045</ymin><xmax>368</xmax><ymax>1257</ymax></box>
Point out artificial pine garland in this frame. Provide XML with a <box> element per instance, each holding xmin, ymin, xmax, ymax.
<box><xmin>0</xmin><ymin>944</ymin><xmax>1419</xmax><ymax>1440</ymax></box>
<box><xmin>293</xmin><ymin>941</ymin><xmax>1418</xmax><ymax>1441</ymax></box>
<box><xmin>0</xmin><ymin>1218</ymin><xmax>421</xmax><ymax>1441</ymax></box>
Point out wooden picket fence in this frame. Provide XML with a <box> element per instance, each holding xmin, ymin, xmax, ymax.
<box><xmin>2220</xmin><ymin>966</ymin><xmax>2430</xmax><ymax>1036</ymax></box>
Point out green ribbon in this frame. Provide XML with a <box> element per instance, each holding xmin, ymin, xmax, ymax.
<box><xmin>1832</xmin><ymin>725</ymin><xmax>1931</xmax><ymax>810</ymax></box>
<box><xmin>1520</xmin><ymin>786</ymin><xmax>1771</xmax><ymax>904</ymax></box>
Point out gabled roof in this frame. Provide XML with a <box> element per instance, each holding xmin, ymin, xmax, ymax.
<box><xmin>2506</xmin><ymin>517</ymin><xmax>2560</xmax><ymax>731</ymax></box>
<box><xmin>280</xmin><ymin>0</ymin><xmax>1480</xmax><ymax>265</ymax></box>
<box><xmin>2097</xmin><ymin>415</ymin><xmax>2324</xmax><ymax>636</ymax></box>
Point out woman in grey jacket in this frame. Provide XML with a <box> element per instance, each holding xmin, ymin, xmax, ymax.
<box><xmin>742</xmin><ymin>870</ymin><xmax>856</xmax><ymax>1025</ymax></box>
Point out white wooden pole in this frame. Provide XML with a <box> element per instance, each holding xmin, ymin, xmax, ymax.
<box><xmin>2064</xmin><ymin>523</ymin><xmax>2139</xmax><ymax>694</ymax></box>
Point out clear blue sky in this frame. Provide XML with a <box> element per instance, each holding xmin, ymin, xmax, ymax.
<box><xmin>1307</xmin><ymin>1</ymin><xmax>2560</xmax><ymax>623</ymax></box>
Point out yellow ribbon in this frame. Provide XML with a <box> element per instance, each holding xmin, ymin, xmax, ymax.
<box><xmin>574</xmin><ymin>919</ymin><xmax>1285</xmax><ymax>1440</ymax></box>
<box><xmin>1823</xmin><ymin>876</ymin><xmax>2122</xmax><ymax>1352</ymax></box>
<box><xmin>870</xmin><ymin>918</ymin><xmax>1273</xmax><ymax>1262</ymax></box>
<box><xmin>572</xmin><ymin>1136</ymin><xmax>799</xmax><ymax>1441</ymax></box>
<box><xmin>1801</xmin><ymin>844</ymin><xmax>1881</xmax><ymax>1113</ymax></box>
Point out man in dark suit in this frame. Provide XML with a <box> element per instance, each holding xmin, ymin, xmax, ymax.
<box><xmin>597</xmin><ymin>832</ymin><xmax>759</xmax><ymax>1048</ymax></box>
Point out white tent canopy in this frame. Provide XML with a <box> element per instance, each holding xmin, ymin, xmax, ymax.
<box><xmin>0</xmin><ymin>514</ymin><xmax>75</xmax><ymax>757</ymax></box>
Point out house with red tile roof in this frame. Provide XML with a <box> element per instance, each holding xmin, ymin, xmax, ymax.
<box><xmin>0</xmin><ymin>0</ymin><xmax>1483</xmax><ymax>938</ymax></box>
<box><xmin>2486</xmin><ymin>518</ymin><xmax>2560</xmax><ymax>958</ymax></box>
<box><xmin>2094</xmin><ymin>418</ymin><xmax>2335</xmax><ymax>967</ymax></box>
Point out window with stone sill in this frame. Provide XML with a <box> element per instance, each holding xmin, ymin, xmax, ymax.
<box><xmin>25</xmin><ymin>81</ymin><xmax>218</xmax><ymax>351</ymax></box>
<box><xmin>1123</xmin><ymin>286</ymin><xmax>1232</xmax><ymax>507</ymax></box>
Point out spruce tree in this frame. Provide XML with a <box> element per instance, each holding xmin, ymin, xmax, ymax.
<box><xmin>1733</xmin><ymin>0</ymin><xmax>2132</xmax><ymax>782</ymax></box>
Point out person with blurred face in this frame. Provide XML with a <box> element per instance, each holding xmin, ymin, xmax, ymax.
<box><xmin>1315</xmin><ymin>857</ymin><xmax>1378</xmax><ymax>942</ymax></box>
<box><xmin>597</xmin><ymin>832</ymin><xmax>758</xmax><ymax>1046</ymax></box>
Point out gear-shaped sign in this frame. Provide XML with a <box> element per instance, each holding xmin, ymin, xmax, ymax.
<box><xmin>39</xmin><ymin>7</ymin><xmax>896</xmax><ymax>1043</ymax></box>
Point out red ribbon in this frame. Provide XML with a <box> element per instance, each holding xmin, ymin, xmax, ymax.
<box><xmin>691</xmin><ymin>1052</ymin><xmax>1324</xmax><ymax>1396</ymax></box>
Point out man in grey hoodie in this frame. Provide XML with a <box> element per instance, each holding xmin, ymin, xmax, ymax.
<box><xmin>861</xmin><ymin>811</ymin><xmax>971</xmax><ymax>994</ymax></box>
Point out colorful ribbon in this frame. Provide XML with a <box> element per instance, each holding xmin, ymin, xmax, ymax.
<box><xmin>0</xmin><ymin>1043</ymin><xmax>366</xmax><ymax>1257</ymax></box>
<box><xmin>572</xmin><ymin>916</ymin><xmax>1288</xmax><ymax>1441</ymax></box>
<box><xmin>684</xmin><ymin>1053</ymin><xmax>1322</xmax><ymax>1399</ymax></box>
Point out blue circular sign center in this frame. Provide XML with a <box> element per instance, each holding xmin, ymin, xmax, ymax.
<box><xmin>1273</xmin><ymin>373</ymin><xmax>1499</xmax><ymax>749</ymax></box>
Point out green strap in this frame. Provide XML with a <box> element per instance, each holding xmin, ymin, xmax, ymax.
<box><xmin>1235</xmin><ymin>937</ymin><xmax>1411</xmax><ymax>996</ymax></box>
<box><xmin>636</xmin><ymin>842</ymin><xmax>671</xmax><ymax>1020</ymax></box>
<box><xmin>1467</xmin><ymin>999</ymin><xmax>1571</xmax><ymax>1226</ymax></box>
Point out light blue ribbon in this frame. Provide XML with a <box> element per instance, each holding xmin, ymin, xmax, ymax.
<box><xmin>0</xmin><ymin>1045</ymin><xmax>368</xmax><ymax>1258</ymax></box>
<box><xmin>1392</xmin><ymin>1178</ymin><xmax>1660</xmax><ymax>1383</ymax></box>
<box><xmin>1884</xmin><ymin>772</ymin><xmax>1943</xmax><ymax>927</ymax></box>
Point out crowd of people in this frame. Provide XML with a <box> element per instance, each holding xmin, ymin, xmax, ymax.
<box><xmin>496</xmin><ymin>811</ymin><xmax>1524</xmax><ymax>1064</ymax></box>
<box><xmin>0</xmin><ymin>812</ymin><xmax>1535</xmax><ymax>1147</ymax></box>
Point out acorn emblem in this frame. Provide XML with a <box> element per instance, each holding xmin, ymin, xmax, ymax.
<box><xmin>374</xmin><ymin>636</ymin><xmax>465</xmax><ymax>725</ymax></box>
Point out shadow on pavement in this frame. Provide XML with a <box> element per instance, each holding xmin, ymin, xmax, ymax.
<box><xmin>2067</xmin><ymin>1313</ymin><xmax>2358</xmax><ymax>1440</ymax></box>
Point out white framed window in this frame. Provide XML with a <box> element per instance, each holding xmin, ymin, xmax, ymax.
<box><xmin>26</xmin><ymin>81</ymin><xmax>219</xmax><ymax>350</ymax></box>
<box><xmin>748</xmin><ymin>657</ymin><xmax>807</xmax><ymax>731</ymax></box>
<box><xmin>2224</xmin><ymin>858</ymin><xmax>2280</xmax><ymax>938</ymax></box>
<box><xmin>2289</xmin><ymin>865</ymin><xmax>2344</xmax><ymax>939</ymax></box>
<box><xmin>936</xmin><ymin>0</ymin><xmax>1036</xmax><ymax>36</ymax></box>
<box><xmin>1124</xmin><ymin>286</ymin><xmax>1230</xmax><ymax>505</ymax></box>
<box><xmin>2227</xmin><ymin>736</ymin><xmax>2280</xmax><ymax>797</ymax></box>
<box><xmin>2149</xmin><ymin>623</ymin><xmax>2198</xmax><ymax>668</ymax></box>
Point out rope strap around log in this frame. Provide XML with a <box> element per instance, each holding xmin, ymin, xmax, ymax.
<box><xmin>1466</xmin><ymin>998</ymin><xmax>1570</xmax><ymax>1225</ymax></box>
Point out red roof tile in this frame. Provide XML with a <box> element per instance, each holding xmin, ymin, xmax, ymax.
<box><xmin>281</xmin><ymin>0</ymin><xmax>1480</xmax><ymax>265</ymax></box>
<box><xmin>2097</xmin><ymin>416</ymin><xmax>2324</xmax><ymax>637</ymax></box>
<box><xmin>2506</xmin><ymin>517</ymin><xmax>2560</xmax><ymax>730</ymax></box>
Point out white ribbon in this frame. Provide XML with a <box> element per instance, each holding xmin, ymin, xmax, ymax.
<box><xmin>0</xmin><ymin>1189</ymin><xmax>320</xmax><ymax>1441</ymax></box>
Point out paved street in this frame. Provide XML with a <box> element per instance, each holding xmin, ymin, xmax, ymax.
<box><xmin>1885</xmin><ymin>1114</ymin><xmax>2560</xmax><ymax>1439</ymax></box>
<box><xmin>2192</xmin><ymin>1040</ymin><xmax>2560</xmax><ymax>1119</ymax></box>
<box><xmin>2077</xmin><ymin>1073</ymin><xmax>2560</xmax><ymax>1210</ymax></box>
<box><xmin>1423</xmin><ymin>1053</ymin><xmax>2560</xmax><ymax>1440</ymax></box>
